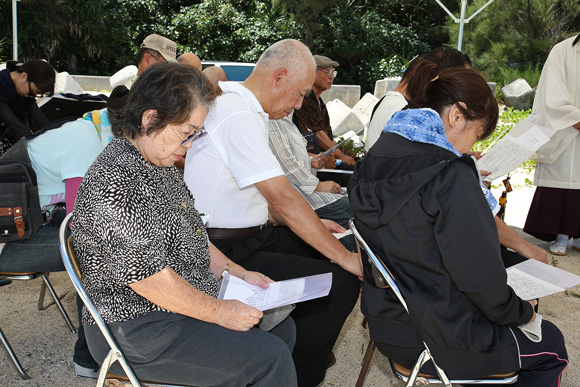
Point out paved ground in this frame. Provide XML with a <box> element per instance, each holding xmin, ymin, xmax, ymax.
<box><xmin>1</xmin><ymin>171</ymin><xmax>579</xmax><ymax>386</ymax></box>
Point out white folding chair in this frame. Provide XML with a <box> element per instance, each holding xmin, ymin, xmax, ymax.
<box><xmin>349</xmin><ymin>219</ymin><xmax>518</xmax><ymax>387</ymax></box>
<box><xmin>58</xmin><ymin>212</ymin><xmax>187</xmax><ymax>387</ymax></box>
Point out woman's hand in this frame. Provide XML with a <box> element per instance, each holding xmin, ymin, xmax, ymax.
<box><xmin>214</xmin><ymin>299</ymin><xmax>263</xmax><ymax>331</ymax></box>
<box><xmin>466</xmin><ymin>150</ymin><xmax>483</xmax><ymax>160</ymax></box>
<box><xmin>240</xmin><ymin>270</ymin><xmax>273</xmax><ymax>289</ymax></box>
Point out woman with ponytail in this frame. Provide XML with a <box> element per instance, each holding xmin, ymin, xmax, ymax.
<box><xmin>524</xmin><ymin>33</ymin><xmax>580</xmax><ymax>255</ymax></box>
<box><xmin>349</xmin><ymin>64</ymin><xmax>568</xmax><ymax>386</ymax></box>
<box><xmin>0</xmin><ymin>59</ymin><xmax>55</xmax><ymax>149</ymax></box>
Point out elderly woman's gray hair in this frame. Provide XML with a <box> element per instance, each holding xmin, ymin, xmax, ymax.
<box><xmin>111</xmin><ymin>62</ymin><xmax>215</xmax><ymax>139</ymax></box>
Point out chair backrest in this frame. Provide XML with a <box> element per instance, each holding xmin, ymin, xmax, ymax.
<box><xmin>349</xmin><ymin>219</ymin><xmax>410</xmax><ymax>311</ymax></box>
<box><xmin>58</xmin><ymin>212</ymin><xmax>142</xmax><ymax>387</ymax></box>
<box><xmin>349</xmin><ymin>219</ymin><xmax>518</xmax><ymax>386</ymax></box>
<box><xmin>349</xmin><ymin>218</ymin><xmax>453</xmax><ymax>386</ymax></box>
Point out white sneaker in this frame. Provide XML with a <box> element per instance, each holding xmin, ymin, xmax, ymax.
<box><xmin>549</xmin><ymin>234</ymin><xmax>569</xmax><ymax>256</ymax></box>
<box><xmin>74</xmin><ymin>363</ymin><xmax>99</xmax><ymax>379</ymax></box>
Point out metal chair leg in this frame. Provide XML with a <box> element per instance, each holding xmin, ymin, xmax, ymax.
<box><xmin>356</xmin><ymin>339</ymin><xmax>376</xmax><ymax>387</ymax></box>
<box><xmin>40</xmin><ymin>274</ymin><xmax>76</xmax><ymax>334</ymax></box>
<box><xmin>37</xmin><ymin>274</ymin><xmax>47</xmax><ymax>310</ymax></box>
<box><xmin>37</xmin><ymin>273</ymin><xmax>69</xmax><ymax>311</ymax></box>
<box><xmin>0</xmin><ymin>327</ymin><xmax>31</xmax><ymax>380</ymax></box>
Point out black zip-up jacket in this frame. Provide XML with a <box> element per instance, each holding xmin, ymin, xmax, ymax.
<box><xmin>348</xmin><ymin>133</ymin><xmax>533</xmax><ymax>376</ymax></box>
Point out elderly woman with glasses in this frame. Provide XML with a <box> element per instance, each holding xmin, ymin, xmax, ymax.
<box><xmin>70</xmin><ymin>62</ymin><xmax>297</xmax><ymax>386</ymax></box>
<box><xmin>0</xmin><ymin>60</ymin><xmax>55</xmax><ymax>150</ymax></box>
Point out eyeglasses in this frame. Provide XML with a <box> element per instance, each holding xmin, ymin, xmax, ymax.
<box><xmin>172</xmin><ymin>128</ymin><xmax>206</xmax><ymax>146</ymax></box>
<box><xmin>26</xmin><ymin>78</ymin><xmax>41</xmax><ymax>98</ymax></box>
<box><xmin>317</xmin><ymin>68</ymin><xmax>337</xmax><ymax>78</ymax></box>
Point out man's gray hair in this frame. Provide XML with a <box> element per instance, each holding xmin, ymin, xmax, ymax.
<box><xmin>254</xmin><ymin>39</ymin><xmax>315</xmax><ymax>78</ymax></box>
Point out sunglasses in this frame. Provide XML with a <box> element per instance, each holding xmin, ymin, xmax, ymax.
<box><xmin>172</xmin><ymin>128</ymin><xmax>207</xmax><ymax>147</ymax></box>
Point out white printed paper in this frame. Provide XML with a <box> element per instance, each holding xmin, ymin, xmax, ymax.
<box><xmin>478</xmin><ymin>120</ymin><xmax>555</xmax><ymax>182</ymax></box>
<box><xmin>507</xmin><ymin>259</ymin><xmax>580</xmax><ymax>300</ymax></box>
<box><xmin>218</xmin><ymin>273</ymin><xmax>332</xmax><ymax>311</ymax></box>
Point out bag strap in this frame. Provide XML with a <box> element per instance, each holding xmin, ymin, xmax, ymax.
<box><xmin>0</xmin><ymin>207</ymin><xmax>25</xmax><ymax>238</ymax></box>
<box><xmin>25</xmin><ymin>116</ymin><xmax>80</xmax><ymax>141</ymax></box>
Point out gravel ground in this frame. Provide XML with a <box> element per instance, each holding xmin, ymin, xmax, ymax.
<box><xmin>1</xmin><ymin>172</ymin><xmax>579</xmax><ymax>386</ymax></box>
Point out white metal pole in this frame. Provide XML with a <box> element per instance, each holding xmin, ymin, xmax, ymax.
<box><xmin>12</xmin><ymin>0</ymin><xmax>18</xmax><ymax>61</ymax></box>
<box><xmin>457</xmin><ymin>0</ymin><xmax>467</xmax><ymax>51</ymax></box>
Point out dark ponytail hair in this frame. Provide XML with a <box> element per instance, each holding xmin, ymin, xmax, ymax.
<box><xmin>6</xmin><ymin>59</ymin><xmax>56</xmax><ymax>96</ymax></box>
<box><xmin>573</xmin><ymin>33</ymin><xmax>580</xmax><ymax>47</ymax></box>
<box><xmin>405</xmin><ymin>60</ymin><xmax>498</xmax><ymax>139</ymax></box>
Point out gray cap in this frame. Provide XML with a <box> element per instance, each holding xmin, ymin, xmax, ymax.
<box><xmin>141</xmin><ymin>34</ymin><xmax>178</xmax><ymax>63</ymax></box>
<box><xmin>313</xmin><ymin>55</ymin><xmax>339</xmax><ymax>68</ymax></box>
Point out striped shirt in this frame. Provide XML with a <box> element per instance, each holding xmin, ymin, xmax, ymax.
<box><xmin>268</xmin><ymin>115</ymin><xmax>343</xmax><ymax>210</ymax></box>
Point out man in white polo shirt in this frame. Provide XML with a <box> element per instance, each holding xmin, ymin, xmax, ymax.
<box><xmin>184</xmin><ymin>39</ymin><xmax>361</xmax><ymax>387</ymax></box>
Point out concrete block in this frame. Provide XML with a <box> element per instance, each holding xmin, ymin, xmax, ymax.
<box><xmin>71</xmin><ymin>75</ymin><xmax>112</xmax><ymax>92</ymax></box>
<box><xmin>374</xmin><ymin>77</ymin><xmax>401</xmax><ymax>98</ymax></box>
<box><xmin>501</xmin><ymin>79</ymin><xmax>534</xmax><ymax>110</ymax></box>
<box><xmin>352</xmin><ymin>93</ymin><xmax>379</xmax><ymax>128</ymax></box>
<box><xmin>487</xmin><ymin>82</ymin><xmax>496</xmax><ymax>96</ymax></box>
<box><xmin>326</xmin><ymin>99</ymin><xmax>365</xmax><ymax>137</ymax></box>
<box><xmin>54</xmin><ymin>71</ymin><xmax>84</xmax><ymax>95</ymax></box>
<box><xmin>110</xmin><ymin>65</ymin><xmax>138</xmax><ymax>89</ymax></box>
<box><xmin>320</xmin><ymin>85</ymin><xmax>361</xmax><ymax>108</ymax></box>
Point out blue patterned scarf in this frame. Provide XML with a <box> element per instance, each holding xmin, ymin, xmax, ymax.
<box><xmin>383</xmin><ymin>108</ymin><xmax>500</xmax><ymax>215</ymax></box>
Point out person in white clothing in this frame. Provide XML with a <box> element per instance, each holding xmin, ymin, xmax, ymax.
<box><xmin>366</xmin><ymin>47</ymin><xmax>471</xmax><ymax>152</ymax></box>
<box><xmin>524</xmin><ymin>33</ymin><xmax>580</xmax><ymax>255</ymax></box>
<box><xmin>183</xmin><ymin>39</ymin><xmax>361</xmax><ymax>387</ymax></box>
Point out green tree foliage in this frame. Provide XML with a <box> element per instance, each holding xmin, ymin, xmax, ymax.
<box><xmin>448</xmin><ymin>0</ymin><xmax>580</xmax><ymax>78</ymax></box>
<box><xmin>273</xmin><ymin>0</ymin><xmax>343</xmax><ymax>48</ymax></box>
<box><xmin>357</xmin><ymin>0</ymin><xmax>454</xmax><ymax>48</ymax></box>
<box><xmin>1</xmin><ymin>0</ymin><xmax>131</xmax><ymax>74</ymax></box>
<box><xmin>173</xmin><ymin>0</ymin><xmax>303</xmax><ymax>63</ymax></box>
<box><xmin>313</xmin><ymin>5</ymin><xmax>430</xmax><ymax>94</ymax></box>
<box><xmin>0</xmin><ymin>0</ymin><xmax>440</xmax><ymax>91</ymax></box>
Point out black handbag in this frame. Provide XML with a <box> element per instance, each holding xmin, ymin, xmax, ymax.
<box><xmin>0</xmin><ymin>137</ymin><xmax>43</xmax><ymax>242</ymax></box>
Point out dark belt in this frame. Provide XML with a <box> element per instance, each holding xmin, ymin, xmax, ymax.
<box><xmin>206</xmin><ymin>223</ymin><xmax>268</xmax><ymax>240</ymax></box>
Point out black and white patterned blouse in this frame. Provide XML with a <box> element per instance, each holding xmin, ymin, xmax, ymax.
<box><xmin>71</xmin><ymin>137</ymin><xmax>218</xmax><ymax>325</ymax></box>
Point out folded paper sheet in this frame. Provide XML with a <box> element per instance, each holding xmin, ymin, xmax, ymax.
<box><xmin>218</xmin><ymin>273</ymin><xmax>332</xmax><ymax>311</ymax></box>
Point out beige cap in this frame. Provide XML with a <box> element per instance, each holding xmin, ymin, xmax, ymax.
<box><xmin>141</xmin><ymin>34</ymin><xmax>178</xmax><ymax>63</ymax></box>
<box><xmin>313</xmin><ymin>55</ymin><xmax>339</xmax><ymax>68</ymax></box>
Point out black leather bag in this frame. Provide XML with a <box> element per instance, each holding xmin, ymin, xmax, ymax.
<box><xmin>0</xmin><ymin>137</ymin><xmax>43</xmax><ymax>242</ymax></box>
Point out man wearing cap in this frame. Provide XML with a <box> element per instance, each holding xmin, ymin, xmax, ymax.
<box><xmin>110</xmin><ymin>34</ymin><xmax>177</xmax><ymax>89</ymax></box>
<box><xmin>292</xmin><ymin>55</ymin><xmax>355</xmax><ymax>173</ymax></box>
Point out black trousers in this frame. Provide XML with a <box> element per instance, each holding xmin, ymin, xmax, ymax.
<box><xmin>212</xmin><ymin>225</ymin><xmax>360</xmax><ymax>387</ymax></box>
<box><xmin>376</xmin><ymin>320</ymin><xmax>567</xmax><ymax>387</ymax></box>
